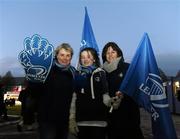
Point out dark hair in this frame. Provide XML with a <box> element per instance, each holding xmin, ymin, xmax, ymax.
<box><xmin>79</xmin><ymin>47</ymin><xmax>100</xmax><ymax>67</ymax></box>
<box><xmin>102</xmin><ymin>42</ymin><xmax>124</xmax><ymax>63</ymax></box>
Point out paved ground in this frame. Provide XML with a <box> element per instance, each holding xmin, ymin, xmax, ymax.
<box><xmin>0</xmin><ymin>109</ymin><xmax>179</xmax><ymax>139</ymax></box>
<box><xmin>140</xmin><ymin>109</ymin><xmax>180</xmax><ymax>139</ymax></box>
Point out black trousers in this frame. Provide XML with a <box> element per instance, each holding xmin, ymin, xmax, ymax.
<box><xmin>107</xmin><ymin>124</ymin><xmax>144</xmax><ymax>139</ymax></box>
<box><xmin>78</xmin><ymin>126</ymin><xmax>106</xmax><ymax>139</ymax></box>
<box><xmin>39</xmin><ymin>122</ymin><xmax>68</xmax><ymax>139</ymax></box>
<box><xmin>22</xmin><ymin>96</ymin><xmax>37</xmax><ymax>124</ymax></box>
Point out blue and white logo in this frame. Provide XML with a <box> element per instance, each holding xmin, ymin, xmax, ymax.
<box><xmin>139</xmin><ymin>73</ymin><xmax>168</xmax><ymax>120</ymax></box>
<box><xmin>80</xmin><ymin>40</ymin><xmax>87</xmax><ymax>47</ymax></box>
<box><xmin>80</xmin><ymin>39</ymin><xmax>89</xmax><ymax>51</ymax></box>
<box><xmin>18</xmin><ymin>34</ymin><xmax>54</xmax><ymax>83</ymax></box>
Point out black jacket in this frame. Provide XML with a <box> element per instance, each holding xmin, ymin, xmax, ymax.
<box><xmin>38</xmin><ymin>64</ymin><xmax>75</xmax><ymax>124</ymax></box>
<box><xmin>105</xmin><ymin>59</ymin><xmax>144</xmax><ymax>139</ymax></box>
<box><xmin>75</xmin><ymin>67</ymin><xmax>108</xmax><ymax>122</ymax></box>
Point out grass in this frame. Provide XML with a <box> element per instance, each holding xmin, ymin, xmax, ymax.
<box><xmin>7</xmin><ymin>105</ymin><xmax>21</xmax><ymax>116</ymax></box>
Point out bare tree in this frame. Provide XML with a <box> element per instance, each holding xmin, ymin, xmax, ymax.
<box><xmin>1</xmin><ymin>71</ymin><xmax>15</xmax><ymax>92</ymax></box>
<box><xmin>159</xmin><ymin>68</ymin><xmax>168</xmax><ymax>82</ymax></box>
<box><xmin>176</xmin><ymin>70</ymin><xmax>180</xmax><ymax>78</ymax></box>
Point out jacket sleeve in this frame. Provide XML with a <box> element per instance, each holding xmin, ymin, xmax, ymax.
<box><xmin>99</xmin><ymin>70</ymin><xmax>109</xmax><ymax>95</ymax></box>
<box><xmin>99</xmin><ymin>70</ymin><xmax>111</xmax><ymax>107</ymax></box>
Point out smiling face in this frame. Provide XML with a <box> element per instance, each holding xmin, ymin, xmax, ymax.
<box><xmin>106</xmin><ymin>46</ymin><xmax>118</xmax><ymax>63</ymax></box>
<box><xmin>56</xmin><ymin>48</ymin><xmax>72</xmax><ymax>66</ymax></box>
<box><xmin>80</xmin><ymin>50</ymin><xmax>94</xmax><ymax>67</ymax></box>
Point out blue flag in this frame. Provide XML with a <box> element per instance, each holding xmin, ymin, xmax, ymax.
<box><xmin>18</xmin><ymin>34</ymin><xmax>54</xmax><ymax>83</ymax></box>
<box><xmin>119</xmin><ymin>33</ymin><xmax>177</xmax><ymax>139</ymax></box>
<box><xmin>80</xmin><ymin>7</ymin><xmax>99</xmax><ymax>53</ymax></box>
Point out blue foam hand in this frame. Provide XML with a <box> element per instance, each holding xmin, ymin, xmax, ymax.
<box><xmin>18</xmin><ymin>34</ymin><xmax>54</xmax><ymax>83</ymax></box>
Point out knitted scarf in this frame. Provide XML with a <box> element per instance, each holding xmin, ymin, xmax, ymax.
<box><xmin>103</xmin><ymin>57</ymin><xmax>122</xmax><ymax>73</ymax></box>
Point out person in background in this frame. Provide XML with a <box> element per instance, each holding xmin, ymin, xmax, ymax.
<box><xmin>69</xmin><ymin>48</ymin><xmax>110</xmax><ymax>139</ymax></box>
<box><xmin>177</xmin><ymin>90</ymin><xmax>180</xmax><ymax>101</ymax></box>
<box><xmin>0</xmin><ymin>83</ymin><xmax>8</xmax><ymax>120</ymax></box>
<box><xmin>17</xmin><ymin>81</ymin><xmax>39</xmax><ymax>131</ymax></box>
<box><xmin>102</xmin><ymin>42</ymin><xmax>144</xmax><ymax>139</ymax></box>
<box><xmin>38</xmin><ymin>43</ymin><xmax>76</xmax><ymax>139</ymax></box>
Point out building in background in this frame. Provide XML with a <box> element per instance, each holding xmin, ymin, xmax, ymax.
<box><xmin>164</xmin><ymin>76</ymin><xmax>180</xmax><ymax>114</ymax></box>
<box><xmin>3</xmin><ymin>77</ymin><xmax>25</xmax><ymax>106</ymax></box>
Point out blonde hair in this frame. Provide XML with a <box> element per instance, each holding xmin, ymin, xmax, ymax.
<box><xmin>55</xmin><ymin>43</ymin><xmax>74</xmax><ymax>57</ymax></box>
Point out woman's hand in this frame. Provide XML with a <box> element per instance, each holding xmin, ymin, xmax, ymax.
<box><xmin>115</xmin><ymin>91</ymin><xmax>124</xmax><ymax>98</ymax></box>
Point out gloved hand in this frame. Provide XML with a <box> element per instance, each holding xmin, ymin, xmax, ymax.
<box><xmin>69</xmin><ymin>114</ymin><xmax>79</xmax><ymax>136</ymax></box>
<box><xmin>103</xmin><ymin>93</ymin><xmax>111</xmax><ymax>107</ymax></box>
<box><xmin>111</xmin><ymin>96</ymin><xmax>123</xmax><ymax>110</ymax></box>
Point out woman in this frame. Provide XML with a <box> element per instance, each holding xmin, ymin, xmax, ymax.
<box><xmin>38</xmin><ymin>43</ymin><xmax>76</xmax><ymax>139</ymax></box>
<box><xmin>72</xmin><ymin>48</ymin><xmax>109</xmax><ymax>139</ymax></box>
<box><xmin>102</xmin><ymin>42</ymin><xmax>144</xmax><ymax>139</ymax></box>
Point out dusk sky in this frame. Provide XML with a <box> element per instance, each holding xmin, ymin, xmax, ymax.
<box><xmin>0</xmin><ymin>0</ymin><xmax>180</xmax><ymax>77</ymax></box>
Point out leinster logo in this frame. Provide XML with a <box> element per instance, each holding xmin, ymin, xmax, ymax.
<box><xmin>18</xmin><ymin>34</ymin><xmax>54</xmax><ymax>83</ymax></box>
<box><xmin>80</xmin><ymin>39</ymin><xmax>99</xmax><ymax>53</ymax></box>
<box><xmin>80</xmin><ymin>39</ymin><xmax>88</xmax><ymax>51</ymax></box>
<box><xmin>139</xmin><ymin>73</ymin><xmax>169</xmax><ymax>120</ymax></box>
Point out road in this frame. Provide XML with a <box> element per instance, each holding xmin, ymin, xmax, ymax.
<box><xmin>0</xmin><ymin>109</ymin><xmax>179</xmax><ymax>139</ymax></box>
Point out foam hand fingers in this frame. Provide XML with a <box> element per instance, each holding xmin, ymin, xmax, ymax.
<box><xmin>18</xmin><ymin>34</ymin><xmax>54</xmax><ymax>83</ymax></box>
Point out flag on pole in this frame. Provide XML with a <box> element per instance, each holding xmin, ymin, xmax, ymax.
<box><xmin>80</xmin><ymin>7</ymin><xmax>99</xmax><ymax>53</ymax></box>
<box><xmin>119</xmin><ymin>33</ymin><xmax>177</xmax><ymax>139</ymax></box>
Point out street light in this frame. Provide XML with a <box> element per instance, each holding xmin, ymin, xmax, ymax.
<box><xmin>175</xmin><ymin>81</ymin><xmax>179</xmax><ymax>88</ymax></box>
